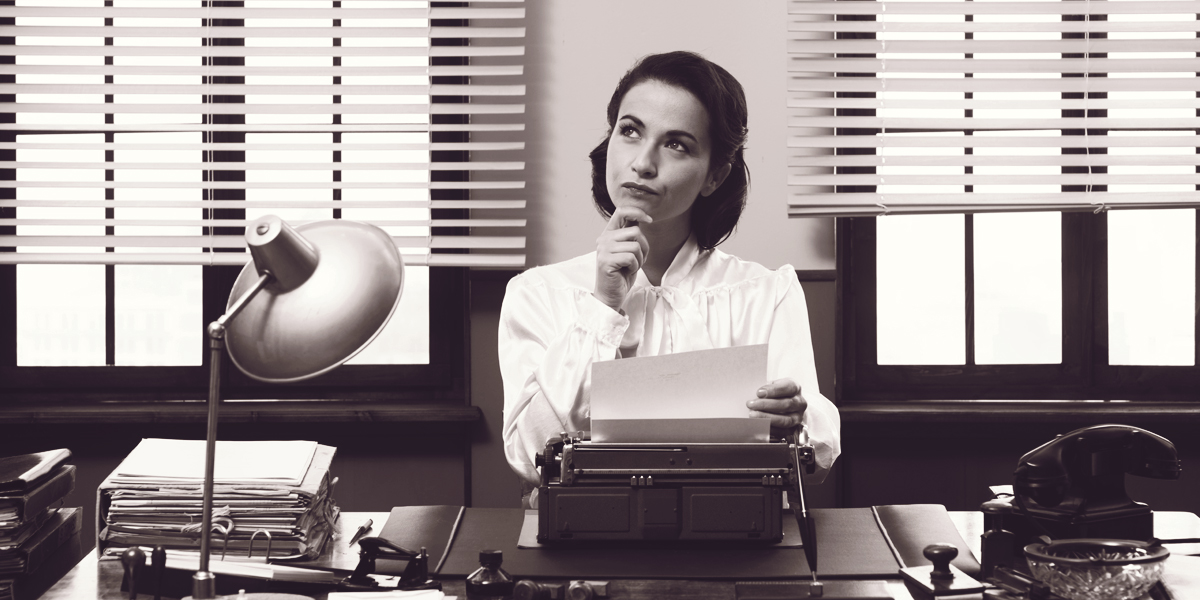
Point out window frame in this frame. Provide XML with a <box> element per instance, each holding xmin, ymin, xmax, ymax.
<box><xmin>837</xmin><ymin>210</ymin><xmax>1200</xmax><ymax>403</ymax></box>
<box><xmin>0</xmin><ymin>1</ymin><xmax>474</xmax><ymax>407</ymax></box>
<box><xmin>0</xmin><ymin>265</ymin><xmax>469</xmax><ymax>404</ymax></box>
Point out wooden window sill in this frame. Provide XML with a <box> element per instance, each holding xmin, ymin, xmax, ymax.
<box><xmin>0</xmin><ymin>400</ymin><xmax>481</xmax><ymax>425</ymax></box>
<box><xmin>838</xmin><ymin>400</ymin><xmax>1200</xmax><ymax>424</ymax></box>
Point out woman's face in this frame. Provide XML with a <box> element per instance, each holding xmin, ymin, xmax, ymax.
<box><xmin>605</xmin><ymin>80</ymin><xmax>724</xmax><ymax>228</ymax></box>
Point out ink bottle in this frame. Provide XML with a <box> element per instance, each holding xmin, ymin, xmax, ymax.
<box><xmin>466</xmin><ymin>549</ymin><xmax>514</xmax><ymax>600</ymax></box>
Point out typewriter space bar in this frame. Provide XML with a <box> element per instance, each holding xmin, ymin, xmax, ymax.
<box><xmin>574</xmin><ymin>468</ymin><xmax>788</xmax><ymax>475</ymax></box>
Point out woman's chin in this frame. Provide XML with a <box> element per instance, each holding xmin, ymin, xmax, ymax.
<box><xmin>612</xmin><ymin>198</ymin><xmax>653</xmax><ymax>216</ymax></box>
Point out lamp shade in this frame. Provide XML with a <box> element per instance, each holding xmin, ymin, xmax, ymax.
<box><xmin>223</xmin><ymin>216</ymin><xmax>404</xmax><ymax>382</ymax></box>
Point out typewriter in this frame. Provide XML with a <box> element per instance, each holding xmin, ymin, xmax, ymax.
<box><xmin>535</xmin><ymin>432</ymin><xmax>814</xmax><ymax>543</ymax></box>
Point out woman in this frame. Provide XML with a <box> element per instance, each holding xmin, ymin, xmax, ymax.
<box><xmin>499</xmin><ymin>51</ymin><xmax>841</xmax><ymax>506</ymax></box>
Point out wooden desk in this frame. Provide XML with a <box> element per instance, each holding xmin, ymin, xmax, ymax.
<box><xmin>39</xmin><ymin>510</ymin><xmax>1200</xmax><ymax>600</ymax></box>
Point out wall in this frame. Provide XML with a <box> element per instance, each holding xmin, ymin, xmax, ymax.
<box><xmin>517</xmin><ymin>0</ymin><xmax>834</xmax><ymax>272</ymax></box>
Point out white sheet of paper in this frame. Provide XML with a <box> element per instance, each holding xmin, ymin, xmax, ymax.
<box><xmin>589</xmin><ymin>344</ymin><xmax>771</xmax><ymax>443</ymax></box>
<box><xmin>111</xmin><ymin>439</ymin><xmax>317</xmax><ymax>486</ymax></box>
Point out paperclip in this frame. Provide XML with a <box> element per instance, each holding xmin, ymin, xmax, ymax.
<box><xmin>209</xmin><ymin>521</ymin><xmax>231</xmax><ymax>561</ymax></box>
<box><xmin>248</xmin><ymin>529</ymin><xmax>273</xmax><ymax>559</ymax></box>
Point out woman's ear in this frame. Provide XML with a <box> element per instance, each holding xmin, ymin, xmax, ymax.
<box><xmin>701</xmin><ymin>162</ymin><xmax>733</xmax><ymax>197</ymax></box>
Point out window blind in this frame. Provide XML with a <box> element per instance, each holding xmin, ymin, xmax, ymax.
<box><xmin>786</xmin><ymin>0</ymin><xmax>1200</xmax><ymax>217</ymax></box>
<box><xmin>1</xmin><ymin>0</ymin><xmax>526</xmax><ymax>268</ymax></box>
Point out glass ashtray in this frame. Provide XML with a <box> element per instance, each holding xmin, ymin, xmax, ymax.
<box><xmin>1024</xmin><ymin>538</ymin><xmax>1169</xmax><ymax>600</ymax></box>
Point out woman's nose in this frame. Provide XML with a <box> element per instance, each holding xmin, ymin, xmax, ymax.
<box><xmin>630</xmin><ymin>146</ymin><xmax>657</xmax><ymax>178</ymax></box>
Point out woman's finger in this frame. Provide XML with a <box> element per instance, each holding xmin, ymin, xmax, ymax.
<box><xmin>757</xmin><ymin>378</ymin><xmax>800</xmax><ymax>399</ymax></box>
<box><xmin>607</xmin><ymin>206</ymin><xmax>652</xmax><ymax>230</ymax></box>
<box><xmin>747</xmin><ymin>395</ymin><xmax>807</xmax><ymax>416</ymax></box>
<box><xmin>748</xmin><ymin>409</ymin><xmax>803</xmax><ymax>430</ymax></box>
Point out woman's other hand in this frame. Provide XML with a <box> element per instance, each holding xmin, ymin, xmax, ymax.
<box><xmin>593</xmin><ymin>206</ymin><xmax>652</xmax><ymax>312</ymax></box>
<box><xmin>748</xmin><ymin>378</ymin><xmax>808</xmax><ymax>436</ymax></box>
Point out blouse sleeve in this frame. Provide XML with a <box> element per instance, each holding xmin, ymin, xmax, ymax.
<box><xmin>498</xmin><ymin>273</ymin><xmax>629</xmax><ymax>492</ymax></box>
<box><xmin>767</xmin><ymin>268</ymin><xmax>842</xmax><ymax>484</ymax></box>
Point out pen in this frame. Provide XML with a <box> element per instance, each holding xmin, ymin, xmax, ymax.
<box><xmin>348</xmin><ymin>518</ymin><xmax>373</xmax><ymax>546</ymax></box>
<box><xmin>790</xmin><ymin>431</ymin><xmax>820</xmax><ymax>596</ymax></box>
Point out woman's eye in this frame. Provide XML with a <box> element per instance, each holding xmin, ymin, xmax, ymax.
<box><xmin>666</xmin><ymin>140</ymin><xmax>688</xmax><ymax>153</ymax></box>
<box><xmin>620</xmin><ymin>125</ymin><xmax>639</xmax><ymax>138</ymax></box>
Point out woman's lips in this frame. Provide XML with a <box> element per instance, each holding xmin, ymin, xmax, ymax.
<box><xmin>622</xmin><ymin>182</ymin><xmax>658</xmax><ymax>197</ymax></box>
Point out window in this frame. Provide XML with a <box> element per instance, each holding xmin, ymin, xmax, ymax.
<box><xmin>0</xmin><ymin>1</ymin><xmax>526</xmax><ymax>402</ymax></box>
<box><xmin>786</xmin><ymin>0</ymin><xmax>1199</xmax><ymax>401</ymax></box>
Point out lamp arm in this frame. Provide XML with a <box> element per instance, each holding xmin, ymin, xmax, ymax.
<box><xmin>193</xmin><ymin>271</ymin><xmax>273</xmax><ymax>600</ymax></box>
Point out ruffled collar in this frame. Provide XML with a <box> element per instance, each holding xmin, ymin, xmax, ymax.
<box><xmin>629</xmin><ymin>233</ymin><xmax>706</xmax><ymax>294</ymax></box>
<box><xmin>620</xmin><ymin>234</ymin><xmax>714</xmax><ymax>357</ymax></box>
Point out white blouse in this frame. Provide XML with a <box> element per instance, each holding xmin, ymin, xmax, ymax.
<box><xmin>498</xmin><ymin>235</ymin><xmax>842</xmax><ymax>503</ymax></box>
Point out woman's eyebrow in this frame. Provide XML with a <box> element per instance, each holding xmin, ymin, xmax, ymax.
<box><xmin>618</xmin><ymin>114</ymin><xmax>644</xmax><ymax>128</ymax></box>
<box><xmin>619</xmin><ymin>114</ymin><xmax>699</xmax><ymax>143</ymax></box>
<box><xmin>666</xmin><ymin>129</ymin><xmax>699</xmax><ymax>144</ymax></box>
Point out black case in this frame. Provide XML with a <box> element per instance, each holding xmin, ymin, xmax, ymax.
<box><xmin>537</xmin><ymin>436</ymin><xmax>792</xmax><ymax>543</ymax></box>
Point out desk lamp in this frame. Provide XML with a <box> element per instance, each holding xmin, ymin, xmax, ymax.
<box><xmin>186</xmin><ymin>215</ymin><xmax>404</xmax><ymax>600</ymax></box>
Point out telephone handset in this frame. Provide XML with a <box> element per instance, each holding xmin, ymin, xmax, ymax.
<box><xmin>1010</xmin><ymin>424</ymin><xmax>1180</xmax><ymax>542</ymax></box>
<box><xmin>1015</xmin><ymin>423</ymin><xmax>1180</xmax><ymax>511</ymax></box>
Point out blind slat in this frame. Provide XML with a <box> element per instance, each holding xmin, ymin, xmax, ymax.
<box><xmin>8</xmin><ymin>5</ymin><xmax>523</xmax><ymax>19</ymax></box>
<box><xmin>1</xmin><ymin>200</ymin><xmax>527</xmax><ymax>210</ymax></box>
<box><xmin>12</xmin><ymin>161</ymin><xmax>524</xmax><ymax>171</ymax></box>
<box><xmin>1</xmin><ymin>25</ymin><xmax>524</xmax><ymax>38</ymax></box>
<box><xmin>789</xmin><ymin>97</ymin><xmax>1200</xmax><ymax>111</ymax></box>
<box><xmin>0</xmin><ymin>142</ymin><xmax>526</xmax><ymax>151</ymax></box>
<box><xmin>1</xmin><ymin>64</ymin><xmax>522</xmax><ymax>77</ymax></box>
<box><xmin>0</xmin><ymin>253</ymin><xmax>528</xmax><ymax>269</ymax></box>
<box><xmin>791</xmin><ymin>173</ymin><xmax>1200</xmax><ymax>186</ymax></box>
<box><xmin>1</xmin><ymin>218</ymin><xmax>525</xmax><ymax>228</ymax></box>
<box><xmin>9</xmin><ymin>103</ymin><xmax>525</xmax><ymax>116</ymax></box>
<box><xmin>2</xmin><ymin>83</ymin><xmax>525</xmax><ymax>96</ymax></box>
<box><xmin>0</xmin><ymin>235</ymin><xmax>525</xmax><ymax>250</ymax></box>
<box><xmin>790</xmin><ymin>191</ymin><xmax>1200</xmax><ymax>207</ymax></box>
<box><xmin>790</xmin><ymin>19</ymin><xmax>1200</xmax><ymax>34</ymax></box>
<box><xmin>792</xmin><ymin>154</ymin><xmax>1200</xmax><ymax>169</ymax></box>
<box><xmin>790</xmin><ymin>57</ymin><xmax>1200</xmax><ymax>74</ymax></box>
<box><xmin>791</xmin><ymin>77</ymin><xmax>1200</xmax><ymax>94</ymax></box>
<box><xmin>791</xmin><ymin>116</ymin><xmax>1200</xmax><ymax>129</ymax></box>
<box><xmin>789</xmin><ymin>38</ymin><xmax>1200</xmax><ymax>54</ymax></box>
<box><xmin>790</xmin><ymin>1</ymin><xmax>1200</xmax><ymax>16</ymax></box>
<box><xmin>789</xmin><ymin>135</ymin><xmax>1200</xmax><ymax>149</ymax></box>
<box><xmin>11</xmin><ymin>45</ymin><xmax>525</xmax><ymax>58</ymax></box>
<box><xmin>0</xmin><ymin>123</ymin><xmax>525</xmax><ymax>133</ymax></box>
<box><xmin>3</xmin><ymin>25</ymin><xmax>525</xmax><ymax>37</ymax></box>
<box><xmin>10</xmin><ymin>180</ymin><xmax>525</xmax><ymax>190</ymax></box>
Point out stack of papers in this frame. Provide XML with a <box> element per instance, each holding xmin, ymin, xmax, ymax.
<box><xmin>98</xmin><ymin>439</ymin><xmax>338</xmax><ymax>561</ymax></box>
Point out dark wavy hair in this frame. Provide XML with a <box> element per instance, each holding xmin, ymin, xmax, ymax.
<box><xmin>589</xmin><ymin>51</ymin><xmax>750</xmax><ymax>250</ymax></box>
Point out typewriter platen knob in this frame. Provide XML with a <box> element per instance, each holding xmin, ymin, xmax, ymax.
<box><xmin>514</xmin><ymin>580</ymin><xmax>564</xmax><ymax>600</ymax></box>
<box><xmin>566</xmin><ymin>580</ymin><xmax>609</xmax><ymax>600</ymax></box>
